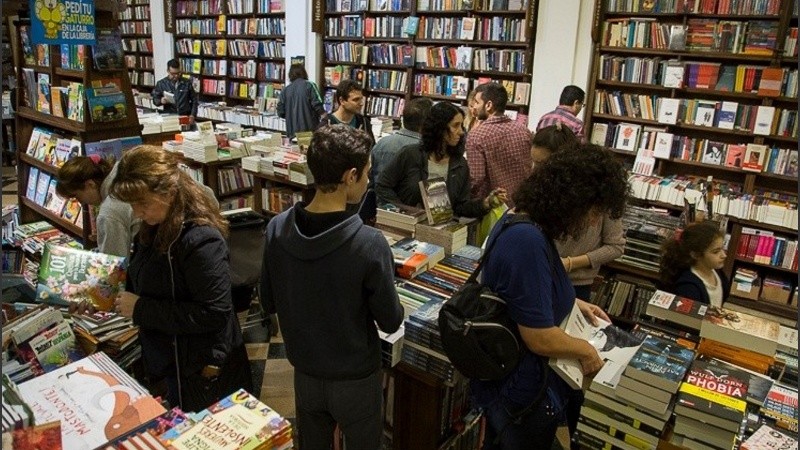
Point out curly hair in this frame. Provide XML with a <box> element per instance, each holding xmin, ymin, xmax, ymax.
<box><xmin>659</xmin><ymin>221</ymin><xmax>724</xmax><ymax>289</ymax></box>
<box><xmin>110</xmin><ymin>145</ymin><xmax>228</xmax><ymax>253</ymax></box>
<box><xmin>513</xmin><ymin>143</ymin><xmax>628</xmax><ymax>241</ymax></box>
<box><xmin>421</xmin><ymin>102</ymin><xmax>464</xmax><ymax>161</ymax></box>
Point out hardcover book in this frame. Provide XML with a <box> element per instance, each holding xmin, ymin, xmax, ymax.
<box><xmin>645</xmin><ymin>290</ymin><xmax>707</xmax><ymax>331</ymax></box>
<box><xmin>36</xmin><ymin>244</ymin><xmax>127</xmax><ymax>312</ymax></box>
<box><xmin>419</xmin><ymin>177</ymin><xmax>453</xmax><ymax>225</ymax></box>
<box><xmin>741</xmin><ymin>424</ymin><xmax>798</xmax><ymax>450</ymax></box>
<box><xmin>92</xmin><ymin>29</ymin><xmax>125</xmax><ymax>70</ymax></box>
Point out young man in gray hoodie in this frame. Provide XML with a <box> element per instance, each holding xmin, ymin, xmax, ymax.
<box><xmin>260</xmin><ymin>124</ymin><xmax>403</xmax><ymax>450</ymax></box>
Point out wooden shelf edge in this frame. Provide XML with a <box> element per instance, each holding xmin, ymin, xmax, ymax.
<box><xmin>733</xmin><ymin>256</ymin><xmax>797</xmax><ymax>274</ymax></box>
<box><xmin>245</xmin><ymin>170</ymin><xmax>313</xmax><ymax>189</ymax></box>
<box><xmin>217</xmin><ymin>187</ymin><xmax>253</xmax><ymax>198</ymax></box>
<box><xmin>19</xmin><ymin>197</ymin><xmax>84</xmax><ymax>237</ymax></box>
<box><xmin>605</xmin><ymin>260</ymin><xmax>661</xmax><ymax>281</ymax></box>
<box><xmin>18</xmin><ymin>154</ymin><xmax>60</xmax><ymax>175</ymax></box>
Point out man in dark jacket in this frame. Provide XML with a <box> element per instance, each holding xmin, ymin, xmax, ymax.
<box><xmin>152</xmin><ymin>58</ymin><xmax>198</xmax><ymax>125</ymax></box>
<box><xmin>317</xmin><ymin>79</ymin><xmax>375</xmax><ymax>143</ymax></box>
<box><xmin>261</xmin><ymin>124</ymin><xmax>403</xmax><ymax>450</ymax></box>
<box><xmin>277</xmin><ymin>63</ymin><xmax>326</xmax><ymax>139</ymax></box>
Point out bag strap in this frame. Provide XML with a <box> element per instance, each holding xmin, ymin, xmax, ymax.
<box><xmin>467</xmin><ymin>213</ymin><xmax>533</xmax><ymax>284</ymax></box>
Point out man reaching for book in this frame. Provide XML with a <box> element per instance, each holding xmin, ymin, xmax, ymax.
<box><xmin>152</xmin><ymin>59</ymin><xmax>198</xmax><ymax>126</ymax></box>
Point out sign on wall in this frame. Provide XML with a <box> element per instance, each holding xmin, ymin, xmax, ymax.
<box><xmin>29</xmin><ymin>0</ymin><xmax>96</xmax><ymax>45</ymax></box>
<box><xmin>163</xmin><ymin>0</ymin><xmax>175</xmax><ymax>33</ymax></box>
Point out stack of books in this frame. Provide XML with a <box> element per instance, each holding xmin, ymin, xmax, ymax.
<box><xmin>376</xmin><ymin>203</ymin><xmax>427</xmax><ymax>237</ymax></box>
<box><xmin>645</xmin><ymin>290</ymin><xmax>707</xmax><ymax>331</ymax></box>
<box><xmin>390</xmin><ymin>237</ymin><xmax>445</xmax><ymax>279</ymax></box>
<box><xmin>72</xmin><ymin>311</ymin><xmax>140</xmax><ymax>369</ymax></box>
<box><xmin>619</xmin><ymin>206</ymin><xmax>681</xmax><ymax>271</ymax></box>
<box><xmin>741</xmin><ymin>423</ymin><xmax>798</xmax><ymax>450</ymax></box>
<box><xmin>759</xmin><ymin>382</ymin><xmax>799</xmax><ymax>434</ymax></box>
<box><xmin>1</xmin><ymin>375</ymin><xmax>34</xmax><ymax>432</ymax></box>
<box><xmin>415</xmin><ymin>219</ymin><xmax>469</xmax><ymax>254</ymax></box>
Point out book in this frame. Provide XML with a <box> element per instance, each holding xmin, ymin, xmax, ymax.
<box><xmin>674</xmin><ymin>358</ymin><xmax>749</xmax><ymax>432</ymax></box>
<box><xmin>419</xmin><ymin>177</ymin><xmax>453</xmax><ymax>225</ymax></box>
<box><xmin>656</xmin><ymin>98</ymin><xmax>679</xmax><ymax>125</ymax></box>
<box><xmin>741</xmin><ymin>424</ymin><xmax>798</xmax><ymax>450</ymax></box>
<box><xmin>661</xmin><ymin>61</ymin><xmax>684</xmax><ymax>88</ymax></box>
<box><xmin>623</xmin><ymin>335</ymin><xmax>695</xmax><ymax>394</ymax></box>
<box><xmin>92</xmin><ymin>28</ymin><xmax>125</xmax><ymax>70</ymax></box>
<box><xmin>706</xmin><ymin>357</ymin><xmax>773</xmax><ymax>407</ymax></box>
<box><xmin>459</xmin><ymin>17</ymin><xmax>476</xmax><ymax>40</ymax></box>
<box><xmin>699</xmin><ymin>306</ymin><xmax>780</xmax><ymax>357</ymax></box>
<box><xmin>724</xmin><ymin>144</ymin><xmax>745</xmax><ymax>168</ymax></box>
<box><xmin>760</xmin><ymin>383</ymin><xmax>798</xmax><ymax>432</ymax></box>
<box><xmin>613</xmin><ymin>123</ymin><xmax>641</xmax><ymax>152</ymax></box>
<box><xmin>36</xmin><ymin>74</ymin><xmax>51</xmax><ymax>114</ymax></box>
<box><xmin>550</xmin><ymin>302</ymin><xmax>644</xmax><ymax>389</ymax></box>
<box><xmin>16</xmin><ymin>353</ymin><xmax>166</xmax><ymax>450</ymax></box>
<box><xmin>7</xmin><ymin>421</ymin><xmax>62</xmax><ymax>449</ymax></box>
<box><xmin>21</xmin><ymin>320</ymin><xmax>85</xmax><ymax>373</ymax></box>
<box><xmin>645</xmin><ymin>290</ymin><xmax>707</xmax><ymax>331</ymax></box>
<box><xmin>36</xmin><ymin>244</ymin><xmax>127</xmax><ymax>312</ymax></box>
<box><xmin>753</xmin><ymin>106</ymin><xmax>776</xmax><ymax>135</ymax></box>
<box><xmin>742</xmin><ymin>143</ymin><xmax>768</xmax><ymax>172</ymax></box>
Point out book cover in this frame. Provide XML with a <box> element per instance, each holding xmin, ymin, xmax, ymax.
<box><xmin>662</xmin><ymin>62</ymin><xmax>684</xmax><ymax>88</ymax></box>
<box><xmin>701</xmin><ymin>141</ymin><xmax>724</xmax><ymax>165</ymax></box>
<box><xmin>23</xmin><ymin>320</ymin><xmax>85</xmax><ymax>373</ymax></box>
<box><xmin>706</xmin><ymin>357</ymin><xmax>773</xmax><ymax>407</ymax></box>
<box><xmin>743</xmin><ymin>143</ymin><xmax>767</xmax><ymax>172</ymax></box>
<box><xmin>753</xmin><ymin>106</ymin><xmax>776</xmax><ymax>135</ymax></box>
<box><xmin>551</xmin><ymin>302</ymin><xmax>644</xmax><ymax>389</ymax></box>
<box><xmin>716</xmin><ymin>101</ymin><xmax>737</xmax><ymax>130</ymax></box>
<box><xmin>455</xmin><ymin>46</ymin><xmax>473</xmax><ymax>71</ymax></box>
<box><xmin>25</xmin><ymin>168</ymin><xmax>39</xmax><ymax>201</ymax></box>
<box><xmin>37</xmin><ymin>73</ymin><xmax>51</xmax><ymax>114</ymax></box>
<box><xmin>700</xmin><ymin>306</ymin><xmax>780</xmax><ymax>356</ymax></box>
<box><xmin>419</xmin><ymin>177</ymin><xmax>453</xmax><ymax>225</ymax></box>
<box><xmin>87</xmin><ymin>89</ymin><xmax>127</xmax><ymax>123</ymax></box>
<box><xmin>16</xmin><ymin>353</ymin><xmax>166</xmax><ymax>450</ymax></box>
<box><xmin>34</xmin><ymin>172</ymin><xmax>51</xmax><ymax>206</ymax></box>
<box><xmin>85</xmin><ymin>139</ymin><xmax>124</xmax><ymax>161</ymax></box>
<box><xmin>459</xmin><ymin>17</ymin><xmax>476</xmax><ymax>40</ymax></box>
<box><xmin>656</xmin><ymin>98</ymin><xmax>679</xmax><ymax>125</ymax></box>
<box><xmin>624</xmin><ymin>335</ymin><xmax>695</xmax><ymax>393</ymax></box>
<box><xmin>724</xmin><ymin>144</ymin><xmax>745</xmax><ymax>168</ymax></box>
<box><xmin>741</xmin><ymin>424</ymin><xmax>798</xmax><ymax>450</ymax></box>
<box><xmin>36</xmin><ymin>244</ymin><xmax>127</xmax><ymax>312</ymax></box>
<box><xmin>645</xmin><ymin>289</ymin><xmax>707</xmax><ymax>331</ymax></box>
<box><xmin>613</xmin><ymin>123</ymin><xmax>641</xmax><ymax>152</ymax></box>
<box><xmin>9</xmin><ymin>421</ymin><xmax>62</xmax><ymax>450</ymax></box>
<box><xmin>589</xmin><ymin>123</ymin><xmax>608</xmax><ymax>147</ymax></box>
<box><xmin>675</xmin><ymin>358</ymin><xmax>749</xmax><ymax>430</ymax></box>
<box><xmin>760</xmin><ymin>383</ymin><xmax>798</xmax><ymax>431</ymax></box>
<box><xmin>652</xmin><ymin>131</ymin><xmax>673</xmax><ymax>159</ymax></box>
<box><xmin>92</xmin><ymin>28</ymin><xmax>125</xmax><ymax>70</ymax></box>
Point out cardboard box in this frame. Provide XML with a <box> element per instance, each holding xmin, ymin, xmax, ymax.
<box><xmin>760</xmin><ymin>282</ymin><xmax>792</xmax><ymax>304</ymax></box>
<box><xmin>731</xmin><ymin>279</ymin><xmax>761</xmax><ymax>301</ymax></box>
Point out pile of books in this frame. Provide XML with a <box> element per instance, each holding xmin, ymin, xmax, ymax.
<box><xmin>72</xmin><ymin>311</ymin><xmax>140</xmax><ymax>369</ymax></box>
<box><xmin>376</xmin><ymin>203</ymin><xmax>427</xmax><ymax>237</ymax></box>
<box><xmin>619</xmin><ymin>206</ymin><xmax>681</xmax><ymax>271</ymax></box>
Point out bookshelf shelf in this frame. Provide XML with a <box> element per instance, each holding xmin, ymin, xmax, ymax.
<box><xmin>734</xmin><ymin>257</ymin><xmax>798</xmax><ymax>275</ymax></box>
<box><xmin>605</xmin><ymin>260</ymin><xmax>660</xmax><ymax>281</ymax></box>
<box><xmin>18</xmin><ymin>153</ymin><xmax>59</xmax><ymax>175</ymax></box>
<box><xmin>248</xmin><ymin>170</ymin><xmax>312</xmax><ymax>190</ymax></box>
<box><xmin>731</xmin><ymin>218</ymin><xmax>796</xmax><ymax>235</ymax></box>
<box><xmin>20</xmin><ymin>197</ymin><xmax>84</xmax><ymax>237</ymax></box>
<box><xmin>17</xmin><ymin>107</ymin><xmax>85</xmax><ymax>133</ymax></box>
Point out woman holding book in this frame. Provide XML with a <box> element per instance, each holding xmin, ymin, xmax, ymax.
<box><xmin>659</xmin><ymin>221</ymin><xmax>729</xmax><ymax>307</ymax></box>
<box><xmin>110</xmin><ymin>145</ymin><xmax>252</xmax><ymax>412</ymax></box>
<box><xmin>375</xmin><ymin>101</ymin><xmax>505</xmax><ymax>218</ymax></box>
<box><xmin>471</xmin><ymin>143</ymin><xmax>625</xmax><ymax>449</ymax></box>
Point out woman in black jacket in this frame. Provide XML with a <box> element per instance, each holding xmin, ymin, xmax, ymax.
<box><xmin>376</xmin><ymin>102</ymin><xmax>505</xmax><ymax>218</ymax></box>
<box><xmin>111</xmin><ymin>145</ymin><xmax>252</xmax><ymax>412</ymax></box>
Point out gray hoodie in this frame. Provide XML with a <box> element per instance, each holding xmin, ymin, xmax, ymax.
<box><xmin>260</xmin><ymin>204</ymin><xmax>403</xmax><ymax>380</ymax></box>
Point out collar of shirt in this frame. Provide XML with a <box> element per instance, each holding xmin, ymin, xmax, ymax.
<box><xmin>397</xmin><ymin>129</ymin><xmax>421</xmax><ymax>139</ymax></box>
<box><xmin>483</xmin><ymin>114</ymin><xmax>511</xmax><ymax>125</ymax></box>
<box><xmin>555</xmin><ymin>105</ymin><xmax>576</xmax><ymax>117</ymax></box>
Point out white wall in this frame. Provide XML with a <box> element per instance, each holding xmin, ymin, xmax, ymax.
<box><xmin>150</xmin><ymin>0</ymin><xmax>173</xmax><ymax>79</ymax></box>
<box><xmin>284</xmin><ymin>2</ymin><xmax>320</xmax><ymax>83</ymax></box>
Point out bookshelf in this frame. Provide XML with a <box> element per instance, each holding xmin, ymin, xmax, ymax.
<box><xmin>173</xmin><ymin>0</ymin><xmax>286</xmax><ymax>132</ymax></box>
<box><xmin>13</xmin><ymin>11</ymin><xmax>143</xmax><ymax>247</ymax></box>
<box><xmin>117</xmin><ymin>0</ymin><xmax>155</xmax><ymax>92</ymax></box>
<box><xmin>244</xmin><ymin>170</ymin><xmax>314</xmax><ymax>217</ymax></box>
<box><xmin>321</xmin><ymin>0</ymin><xmax>538</xmax><ymax>121</ymax></box>
<box><xmin>174</xmin><ymin>154</ymin><xmax>256</xmax><ymax>211</ymax></box>
<box><xmin>585</xmin><ymin>0</ymin><xmax>798</xmax><ymax>321</ymax></box>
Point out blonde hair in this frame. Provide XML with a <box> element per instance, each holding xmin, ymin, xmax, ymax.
<box><xmin>110</xmin><ymin>145</ymin><xmax>228</xmax><ymax>252</ymax></box>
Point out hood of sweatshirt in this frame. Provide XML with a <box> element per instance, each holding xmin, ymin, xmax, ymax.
<box><xmin>272</xmin><ymin>207</ymin><xmax>364</xmax><ymax>261</ymax></box>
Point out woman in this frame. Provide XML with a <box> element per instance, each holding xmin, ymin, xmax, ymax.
<box><xmin>56</xmin><ymin>154</ymin><xmax>138</xmax><ymax>257</ymax></box>
<box><xmin>464</xmin><ymin>89</ymin><xmax>482</xmax><ymax>133</ymax></box>
<box><xmin>376</xmin><ymin>102</ymin><xmax>505</xmax><ymax>218</ymax></box>
<box><xmin>472</xmin><ymin>143</ymin><xmax>628</xmax><ymax>449</ymax></box>
<box><xmin>531</xmin><ymin>125</ymin><xmax>627</xmax><ymax>301</ymax></box>
<box><xmin>277</xmin><ymin>63</ymin><xmax>327</xmax><ymax>139</ymax></box>
<box><xmin>659</xmin><ymin>221</ymin><xmax>729</xmax><ymax>306</ymax></box>
<box><xmin>110</xmin><ymin>145</ymin><xmax>252</xmax><ymax>412</ymax></box>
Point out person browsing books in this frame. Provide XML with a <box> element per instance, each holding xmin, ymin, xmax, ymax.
<box><xmin>376</xmin><ymin>101</ymin><xmax>506</xmax><ymax>218</ymax></box>
<box><xmin>470</xmin><ymin>143</ymin><xmax>626</xmax><ymax>450</ymax></box>
<box><xmin>110</xmin><ymin>145</ymin><xmax>252</xmax><ymax>412</ymax></box>
<box><xmin>260</xmin><ymin>125</ymin><xmax>403</xmax><ymax>450</ymax></box>
<box><xmin>277</xmin><ymin>63</ymin><xmax>327</xmax><ymax>139</ymax></box>
<box><xmin>531</xmin><ymin>125</ymin><xmax>627</xmax><ymax>302</ymax></box>
<box><xmin>535</xmin><ymin>85</ymin><xmax>586</xmax><ymax>142</ymax></box>
<box><xmin>152</xmin><ymin>59</ymin><xmax>198</xmax><ymax>125</ymax></box>
<box><xmin>659</xmin><ymin>221</ymin><xmax>729</xmax><ymax>307</ymax></box>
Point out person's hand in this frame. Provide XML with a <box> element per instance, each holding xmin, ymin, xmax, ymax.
<box><xmin>576</xmin><ymin>298</ymin><xmax>610</xmax><ymax>326</ymax></box>
<box><xmin>579</xmin><ymin>346</ymin><xmax>604</xmax><ymax>376</ymax></box>
<box><xmin>115</xmin><ymin>292</ymin><xmax>140</xmax><ymax>318</ymax></box>
<box><xmin>482</xmin><ymin>188</ymin><xmax>508</xmax><ymax>209</ymax></box>
<box><xmin>161</xmin><ymin>97</ymin><xmax>168</xmax><ymax>105</ymax></box>
<box><xmin>68</xmin><ymin>300</ymin><xmax>96</xmax><ymax>316</ymax></box>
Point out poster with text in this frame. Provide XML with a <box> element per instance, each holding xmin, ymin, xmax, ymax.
<box><xmin>30</xmin><ymin>0</ymin><xmax>95</xmax><ymax>45</ymax></box>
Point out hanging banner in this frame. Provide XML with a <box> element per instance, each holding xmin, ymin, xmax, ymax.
<box><xmin>164</xmin><ymin>0</ymin><xmax>175</xmax><ymax>33</ymax></box>
<box><xmin>29</xmin><ymin>0</ymin><xmax>96</xmax><ymax>45</ymax></box>
<box><xmin>312</xmin><ymin>0</ymin><xmax>324</xmax><ymax>33</ymax></box>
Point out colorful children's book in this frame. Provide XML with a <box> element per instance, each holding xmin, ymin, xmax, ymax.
<box><xmin>36</xmin><ymin>244</ymin><xmax>127</xmax><ymax>312</ymax></box>
<box><xmin>92</xmin><ymin>28</ymin><xmax>125</xmax><ymax>70</ymax></box>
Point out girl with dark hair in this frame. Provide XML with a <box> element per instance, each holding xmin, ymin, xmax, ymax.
<box><xmin>111</xmin><ymin>145</ymin><xmax>252</xmax><ymax>412</ymax></box>
<box><xmin>375</xmin><ymin>102</ymin><xmax>506</xmax><ymax>217</ymax></box>
<box><xmin>659</xmin><ymin>221</ymin><xmax>728</xmax><ymax>306</ymax></box>
<box><xmin>471</xmin><ymin>143</ymin><xmax>627</xmax><ymax>450</ymax></box>
<box><xmin>277</xmin><ymin>63</ymin><xmax>326</xmax><ymax>139</ymax></box>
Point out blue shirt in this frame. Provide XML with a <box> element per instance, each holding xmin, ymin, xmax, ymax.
<box><xmin>471</xmin><ymin>213</ymin><xmax>575</xmax><ymax>407</ymax></box>
<box><xmin>370</xmin><ymin>129</ymin><xmax>421</xmax><ymax>188</ymax></box>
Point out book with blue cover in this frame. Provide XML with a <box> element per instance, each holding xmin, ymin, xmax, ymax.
<box><xmin>623</xmin><ymin>334</ymin><xmax>695</xmax><ymax>393</ymax></box>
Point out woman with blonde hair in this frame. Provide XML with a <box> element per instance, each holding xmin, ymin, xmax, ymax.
<box><xmin>111</xmin><ymin>145</ymin><xmax>251</xmax><ymax>411</ymax></box>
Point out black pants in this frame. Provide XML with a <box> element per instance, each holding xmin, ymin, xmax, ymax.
<box><xmin>167</xmin><ymin>344</ymin><xmax>253</xmax><ymax>412</ymax></box>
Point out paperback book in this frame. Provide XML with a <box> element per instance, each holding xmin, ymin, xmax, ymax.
<box><xmin>419</xmin><ymin>177</ymin><xmax>453</xmax><ymax>225</ymax></box>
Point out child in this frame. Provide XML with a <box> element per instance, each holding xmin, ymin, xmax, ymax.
<box><xmin>659</xmin><ymin>221</ymin><xmax>729</xmax><ymax>307</ymax></box>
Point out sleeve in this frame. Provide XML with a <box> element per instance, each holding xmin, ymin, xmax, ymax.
<box><xmin>308</xmin><ymin>82</ymin><xmax>326</xmax><ymax>116</ymax></box>
<box><xmin>151</xmin><ymin>79</ymin><xmax>163</xmax><ymax>103</ymax></box>
<box><xmin>576</xmin><ymin>123</ymin><xmax>586</xmax><ymax>143</ymax></box>
<box><xmin>365</xmin><ymin>236</ymin><xmax>403</xmax><ymax>333</ymax></box>
<box><xmin>586</xmin><ymin>216</ymin><xmax>625</xmax><ymax>268</ymax></box>
<box><xmin>375</xmin><ymin>145</ymin><xmax>411</xmax><ymax>206</ymax></box>
<box><xmin>450</xmin><ymin>164</ymin><xmax>487</xmax><ymax>218</ymax></box>
<box><xmin>277</xmin><ymin>90</ymin><xmax>286</xmax><ymax>119</ymax></box>
<box><xmin>362</xmin><ymin>115</ymin><xmax>376</xmax><ymax>145</ymax></box>
<box><xmin>132</xmin><ymin>232</ymin><xmax>231</xmax><ymax>334</ymax></box>
<box><xmin>466</xmin><ymin>133</ymin><xmax>488</xmax><ymax>198</ymax></box>
<box><xmin>96</xmin><ymin>215</ymin><xmax>132</xmax><ymax>258</ymax></box>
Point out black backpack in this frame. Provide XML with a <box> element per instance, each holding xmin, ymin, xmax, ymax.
<box><xmin>438</xmin><ymin>214</ymin><xmax>545</xmax><ymax>381</ymax></box>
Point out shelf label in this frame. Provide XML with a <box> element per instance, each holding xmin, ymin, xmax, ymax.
<box><xmin>30</xmin><ymin>0</ymin><xmax>96</xmax><ymax>45</ymax></box>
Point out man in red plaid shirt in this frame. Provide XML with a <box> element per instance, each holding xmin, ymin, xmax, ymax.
<box><xmin>466</xmin><ymin>82</ymin><xmax>533</xmax><ymax>207</ymax></box>
<box><xmin>535</xmin><ymin>85</ymin><xmax>586</xmax><ymax>142</ymax></box>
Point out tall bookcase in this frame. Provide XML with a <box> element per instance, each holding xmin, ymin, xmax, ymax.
<box><xmin>321</xmin><ymin>0</ymin><xmax>538</xmax><ymax>120</ymax></box>
<box><xmin>13</xmin><ymin>12</ymin><xmax>142</xmax><ymax>246</ymax></box>
<box><xmin>173</xmin><ymin>0</ymin><xmax>286</xmax><ymax>131</ymax></box>
<box><xmin>118</xmin><ymin>0</ymin><xmax>155</xmax><ymax>92</ymax></box>
<box><xmin>585</xmin><ymin>0</ymin><xmax>798</xmax><ymax>322</ymax></box>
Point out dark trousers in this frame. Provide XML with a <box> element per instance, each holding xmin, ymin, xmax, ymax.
<box><xmin>294</xmin><ymin>369</ymin><xmax>383</xmax><ymax>450</ymax></box>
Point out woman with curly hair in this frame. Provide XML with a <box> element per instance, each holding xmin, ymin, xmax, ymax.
<box><xmin>470</xmin><ymin>143</ymin><xmax>627</xmax><ymax>450</ymax></box>
<box><xmin>110</xmin><ymin>145</ymin><xmax>252</xmax><ymax>412</ymax></box>
<box><xmin>659</xmin><ymin>221</ymin><xmax>728</xmax><ymax>306</ymax></box>
<box><xmin>375</xmin><ymin>101</ymin><xmax>506</xmax><ymax>218</ymax></box>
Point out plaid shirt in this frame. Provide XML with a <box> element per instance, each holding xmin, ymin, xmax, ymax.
<box><xmin>466</xmin><ymin>114</ymin><xmax>532</xmax><ymax>206</ymax></box>
<box><xmin>536</xmin><ymin>106</ymin><xmax>585</xmax><ymax>142</ymax></box>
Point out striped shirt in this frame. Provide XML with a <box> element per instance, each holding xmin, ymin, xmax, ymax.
<box><xmin>536</xmin><ymin>106</ymin><xmax>585</xmax><ymax>142</ymax></box>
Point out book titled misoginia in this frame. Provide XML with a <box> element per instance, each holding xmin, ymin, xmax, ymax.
<box><xmin>550</xmin><ymin>302</ymin><xmax>644</xmax><ymax>389</ymax></box>
<box><xmin>36</xmin><ymin>244</ymin><xmax>127</xmax><ymax>312</ymax></box>
<box><xmin>16</xmin><ymin>352</ymin><xmax>166</xmax><ymax>450</ymax></box>
<box><xmin>419</xmin><ymin>178</ymin><xmax>454</xmax><ymax>225</ymax></box>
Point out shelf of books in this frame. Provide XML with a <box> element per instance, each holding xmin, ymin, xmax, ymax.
<box><xmin>321</xmin><ymin>0</ymin><xmax>537</xmax><ymax>123</ymax></box>
<box><xmin>174</xmin><ymin>0</ymin><xmax>287</xmax><ymax>133</ymax></box>
<box><xmin>585</xmin><ymin>0</ymin><xmax>798</xmax><ymax>324</ymax></box>
<box><xmin>13</xmin><ymin>13</ymin><xmax>143</xmax><ymax>248</ymax></box>
<box><xmin>118</xmin><ymin>0</ymin><xmax>155</xmax><ymax>92</ymax></box>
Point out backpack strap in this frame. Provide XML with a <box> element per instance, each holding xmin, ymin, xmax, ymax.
<box><xmin>467</xmin><ymin>213</ymin><xmax>533</xmax><ymax>284</ymax></box>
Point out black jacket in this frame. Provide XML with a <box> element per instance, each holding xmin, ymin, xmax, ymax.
<box><xmin>152</xmin><ymin>76</ymin><xmax>198</xmax><ymax>117</ymax></box>
<box><xmin>671</xmin><ymin>269</ymin><xmax>730</xmax><ymax>305</ymax></box>
<box><xmin>375</xmin><ymin>143</ymin><xmax>487</xmax><ymax>218</ymax></box>
<box><xmin>318</xmin><ymin>112</ymin><xmax>375</xmax><ymax>144</ymax></box>
<box><xmin>277</xmin><ymin>79</ymin><xmax>326</xmax><ymax>138</ymax></box>
<box><xmin>128</xmin><ymin>223</ymin><xmax>245</xmax><ymax>380</ymax></box>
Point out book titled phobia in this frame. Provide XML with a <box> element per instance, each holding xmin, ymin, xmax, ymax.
<box><xmin>36</xmin><ymin>244</ymin><xmax>127</xmax><ymax>312</ymax></box>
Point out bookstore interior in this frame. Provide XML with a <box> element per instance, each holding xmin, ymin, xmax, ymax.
<box><xmin>0</xmin><ymin>0</ymin><xmax>798</xmax><ymax>449</ymax></box>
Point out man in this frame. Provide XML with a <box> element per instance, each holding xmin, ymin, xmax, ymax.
<box><xmin>319</xmin><ymin>79</ymin><xmax>375</xmax><ymax>143</ymax></box>
<box><xmin>152</xmin><ymin>59</ymin><xmax>198</xmax><ymax>125</ymax></box>
<box><xmin>277</xmin><ymin>63</ymin><xmax>327</xmax><ymax>139</ymax></box>
<box><xmin>466</xmin><ymin>82</ymin><xmax>532</xmax><ymax>207</ymax></box>
<box><xmin>260</xmin><ymin>124</ymin><xmax>403</xmax><ymax>450</ymax></box>
<box><xmin>370</xmin><ymin>97</ymin><xmax>433</xmax><ymax>187</ymax></box>
<box><xmin>536</xmin><ymin>85</ymin><xmax>586</xmax><ymax>142</ymax></box>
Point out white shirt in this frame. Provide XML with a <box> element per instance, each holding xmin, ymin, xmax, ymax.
<box><xmin>691</xmin><ymin>267</ymin><xmax>723</xmax><ymax>308</ymax></box>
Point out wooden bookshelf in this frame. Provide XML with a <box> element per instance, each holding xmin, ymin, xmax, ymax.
<box><xmin>586</xmin><ymin>0</ymin><xmax>798</xmax><ymax>321</ymax></box>
<box><xmin>320</xmin><ymin>0</ymin><xmax>539</xmax><ymax>120</ymax></box>
<box><xmin>245</xmin><ymin>169</ymin><xmax>314</xmax><ymax>217</ymax></box>
<box><xmin>117</xmin><ymin>0</ymin><xmax>155</xmax><ymax>91</ymax></box>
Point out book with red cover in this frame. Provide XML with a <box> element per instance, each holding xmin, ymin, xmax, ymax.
<box><xmin>8</xmin><ymin>421</ymin><xmax>62</xmax><ymax>450</ymax></box>
<box><xmin>674</xmin><ymin>358</ymin><xmax>749</xmax><ymax>432</ymax></box>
